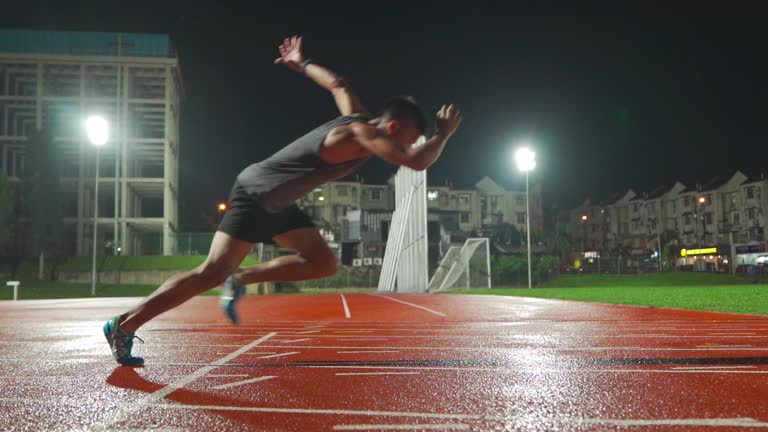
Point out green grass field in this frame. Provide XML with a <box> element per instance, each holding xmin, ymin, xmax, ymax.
<box><xmin>450</xmin><ymin>273</ymin><xmax>768</xmax><ymax>315</ymax></box>
<box><xmin>3</xmin><ymin>267</ymin><xmax>766</xmax><ymax>315</ymax></box>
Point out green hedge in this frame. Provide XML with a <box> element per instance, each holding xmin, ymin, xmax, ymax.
<box><xmin>59</xmin><ymin>255</ymin><xmax>260</xmax><ymax>273</ymax></box>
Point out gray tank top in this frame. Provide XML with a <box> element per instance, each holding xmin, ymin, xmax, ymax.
<box><xmin>236</xmin><ymin>114</ymin><xmax>371</xmax><ymax>213</ymax></box>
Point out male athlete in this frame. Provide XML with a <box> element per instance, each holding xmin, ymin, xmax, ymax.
<box><xmin>103</xmin><ymin>35</ymin><xmax>462</xmax><ymax>365</ymax></box>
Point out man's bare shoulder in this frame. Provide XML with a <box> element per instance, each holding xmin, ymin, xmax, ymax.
<box><xmin>321</xmin><ymin>122</ymin><xmax>374</xmax><ymax>162</ymax></box>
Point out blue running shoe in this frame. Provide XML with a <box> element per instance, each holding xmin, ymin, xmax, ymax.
<box><xmin>103</xmin><ymin>316</ymin><xmax>145</xmax><ymax>366</ymax></box>
<box><xmin>220</xmin><ymin>275</ymin><xmax>246</xmax><ymax>324</ymax></box>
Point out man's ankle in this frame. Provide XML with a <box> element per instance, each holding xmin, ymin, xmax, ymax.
<box><xmin>117</xmin><ymin>314</ymin><xmax>136</xmax><ymax>334</ymax></box>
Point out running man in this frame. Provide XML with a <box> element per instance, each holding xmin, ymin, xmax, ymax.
<box><xmin>104</xmin><ymin>35</ymin><xmax>463</xmax><ymax>365</ymax></box>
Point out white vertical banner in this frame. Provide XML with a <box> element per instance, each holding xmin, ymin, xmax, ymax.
<box><xmin>378</xmin><ymin>165</ymin><xmax>428</xmax><ymax>292</ymax></box>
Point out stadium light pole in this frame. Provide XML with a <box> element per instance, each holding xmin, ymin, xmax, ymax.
<box><xmin>515</xmin><ymin>147</ymin><xmax>536</xmax><ymax>289</ymax></box>
<box><xmin>86</xmin><ymin>116</ymin><xmax>109</xmax><ymax>296</ymax></box>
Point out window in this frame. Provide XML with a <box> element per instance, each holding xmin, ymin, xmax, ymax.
<box><xmin>490</xmin><ymin>196</ymin><xmax>498</xmax><ymax>208</ymax></box>
<box><xmin>337</xmin><ymin>185</ymin><xmax>348</xmax><ymax>196</ymax></box>
<box><xmin>460</xmin><ymin>213</ymin><xmax>470</xmax><ymax>223</ymax></box>
<box><xmin>427</xmin><ymin>190</ymin><xmax>439</xmax><ymax>201</ymax></box>
<box><xmin>746</xmin><ymin>186</ymin><xmax>755</xmax><ymax>199</ymax></box>
<box><xmin>459</xmin><ymin>194</ymin><xmax>470</xmax><ymax>207</ymax></box>
<box><xmin>633</xmin><ymin>204</ymin><xmax>639</xmax><ymax>212</ymax></box>
<box><xmin>440</xmin><ymin>195</ymin><xmax>448</xmax><ymax>207</ymax></box>
<box><xmin>704</xmin><ymin>213</ymin><xmax>713</xmax><ymax>224</ymax></box>
<box><xmin>351</xmin><ymin>186</ymin><xmax>357</xmax><ymax>195</ymax></box>
<box><xmin>516</xmin><ymin>212</ymin><xmax>526</xmax><ymax>224</ymax></box>
<box><xmin>748</xmin><ymin>207</ymin><xmax>756</xmax><ymax>220</ymax></box>
<box><xmin>684</xmin><ymin>214</ymin><xmax>692</xmax><ymax>225</ymax></box>
<box><xmin>733</xmin><ymin>212</ymin><xmax>741</xmax><ymax>225</ymax></box>
<box><xmin>371</xmin><ymin>189</ymin><xmax>382</xmax><ymax>201</ymax></box>
<box><xmin>516</xmin><ymin>195</ymin><xmax>525</xmax><ymax>206</ymax></box>
<box><xmin>684</xmin><ymin>196</ymin><xmax>691</xmax><ymax>206</ymax></box>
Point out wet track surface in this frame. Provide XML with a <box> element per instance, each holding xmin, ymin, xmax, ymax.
<box><xmin>1</xmin><ymin>294</ymin><xmax>767</xmax><ymax>431</ymax></box>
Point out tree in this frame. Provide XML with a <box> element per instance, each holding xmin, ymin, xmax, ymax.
<box><xmin>21</xmin><ymin>126</ymin><xmax>63</xmax><ymax>278</ymax></box>
<box><xmin>0</xmin><ymin>171</ymin><xmax>14</xmax><ymax>247</ymax></box>
<box><xmin>491</xmin><ymin>255</ymin><xmax>527</xmax><ymax>285</ymax></box>
<box><xmin>491</xmin><ymin>222</ymin><xmax>522</xmax><ymax>249</ymax></box>
<box><xmin>610</xmin><ymin>243</ymin><xmax>630</xmax><ymax>275</ymax></box>
<box><xmin>540</xmin><ymin>223</ymin><xmax>573</xmax><ymax>268</ymax></box>
<box><xmin>660</xmin><ymin>229</ymin><xmax>680</xmax><ymax>270</ymax></box>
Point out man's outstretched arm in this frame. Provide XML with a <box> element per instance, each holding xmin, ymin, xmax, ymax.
<box><xmin>351</xmin><ymin>104</ymin><xmax>463</xmax><ymax>171</ymax></box>
<box><xmin>274</xmin><ymin>35</ymin><xmax>371</xmax><ymax>117</ymax></box>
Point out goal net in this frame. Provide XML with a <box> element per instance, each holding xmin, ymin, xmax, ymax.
<box><xmin>429</xmin><ymin>238</ymin><xmax>491</xmax><ymax>292</ymax></box>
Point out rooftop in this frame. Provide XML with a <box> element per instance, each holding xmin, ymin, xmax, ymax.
<box><xmin>0</xmin><ymin>29</ymin><xmax>175</xmax><ymax>58</ymax></box>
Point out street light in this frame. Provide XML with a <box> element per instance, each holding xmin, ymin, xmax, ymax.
<box><xmin>217</xmin><ymin>202</ymin><xmax>228</xmax><ymax>224</ymax></box>
<box><xmin>514</xmin><ymin>147</ymin><xmax>536</xmax><ymax>289</ymax></box>
<box><xmin>85</xmin><ymin>115</ymin><xmax>109</xmax><ymax>296</ymax></box>
<box><xmin>697</xmin><ymin>195</ymin><xmax>707</xmax><ymax>248</ymax></box>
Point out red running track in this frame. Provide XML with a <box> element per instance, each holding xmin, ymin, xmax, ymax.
<box><xmin>1</xmin><ymin>293</ymin><xmax>767</xmax><ymax>431</ymax></box>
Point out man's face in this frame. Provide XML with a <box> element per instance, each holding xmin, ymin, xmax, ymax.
<box><xmin>386</xmin><ymin>120</ymin><xmax>423</xmax><ymax>148</ymax></box>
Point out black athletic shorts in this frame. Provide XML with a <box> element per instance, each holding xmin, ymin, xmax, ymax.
<box><xmin>217</xmin><ymin>180</ymin><xmax>316</xmax><ymax>244</ymax></box>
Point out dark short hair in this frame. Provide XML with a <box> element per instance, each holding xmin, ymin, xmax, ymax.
<box><xmin>381</xmin><ymin>96</ymin><xmax>428</xmax><ymax>135</ymax></box>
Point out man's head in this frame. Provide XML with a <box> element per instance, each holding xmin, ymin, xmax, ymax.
<box><xmin>378</xmin><ymin>96</ymin><xmax>428</xmax><ymax>147</ymax></box>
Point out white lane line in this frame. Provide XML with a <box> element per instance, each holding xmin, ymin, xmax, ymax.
<box><xmin>334</xmin><ymin>330</ymin><xmax>373</xmax><ymax>333</ymax></box>
<box><xmin>104</xmin><ymin>332</ymin><xmax>277</xmax><ymax>427</ymax></box>
<box><xmin>211</xmin><ymin>375</ymin><xmax>277</xmax><ymax>390</ymax></box>
<box><xmin>696</xmin><ymin>345</ymin><xmax>753</xmax><ymax>348</ymax></box>
<box><xmin>242</xmin><ymin>352</ymin><xmax>277</xmax><ymax>355</ymax></box>
<box><xmin>709</xmin><ymin>333</ymin><xmax>757</xmax><ymax>336</ymax></box>
<box><xmin>336</xmin><ymin>372</ymin><xmax>420</xmax><ymax>376</ymax></box>
<box><xmin>7</xmin><ymin>396</ymin><xmax>768</xmax><ymax>429</ymax></box>
<box><xmin>278</xmin><ymin>338</ymin><xmax>312</xmax><ymax>344</ymax></box>
<box><xmin>256</xmin><ymin>351</ymin><xmax>300</xmax><ymax>360</ymax></box>
<box><xmin>372</xmin><ymin>295</ymin><xmax>447</xmax><ymax>317</ymax></box>
<box><xmin>205</xmin><ymin>374</ymin><xmax>250</xmax><ymax>378</ymax></box>
<box><xmin>338</xmin><ymin>338</ymin><xmax>388</xmax><ymax>341</ymax></box>
<box><xmin>340</xmin><ymin>293</ymin><xmax>351</xmax><ymax>319</ymax></box>
<box><xmin>576</xmin><ymin>418</ymin><xmax>768</xmax><ymax>427</ymax></box>
<box><xmin>297</xmin><ymin>330</ymin><xmax>321</xmax><ymax>334</ymax></box>
<box><xmin>129</xmin><ymin>402</ymin><xmax>490</xmax><ymax>420</ymax></box>
<box><xmin>125</xmin><ymin>403</ymin><xmax>768</xmax><ymax>428</ymax></box>
<box><xmin>337</xmin><ymin>351</ymin><xmax>401</xmax><ymax>354</ymax></box>
<box><xmin>334</xmin><ymin>424</ymin><xmax>468</xmax><ymax>430</ymax></box>
<box><xmin>262</xmin><ymin>345</ymin><xmax>768</xmax><ymax>352</ymax></box>
<box><xmin>672</xmin><ymin>366</ymin><xmax>757</xmax><ymax>370</ymax></box>
<box><xmin>304</xmin><ymin>365</ymin><xmax>768</xmax><ymax>374</ymax></box>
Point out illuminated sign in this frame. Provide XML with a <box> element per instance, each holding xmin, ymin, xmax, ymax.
<box><xmin>584</xmin><ymin>251</ymin><xmax>599</xmax><ymax>258</ymax></box>
<box><xmin>680</xmin><ymin>247</ymin><xmax>717</xmax><ymax>257</ymax></box>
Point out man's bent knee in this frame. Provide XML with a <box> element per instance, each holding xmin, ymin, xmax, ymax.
<box><xmin>314</xmin><ymin>256</ymin><xmax>340</xmax><ymax>279</ymax></box>
<box><xmin>195</xmin><ymin>263</ymin><xmax>232</xmax><ymax>287</ymax></box>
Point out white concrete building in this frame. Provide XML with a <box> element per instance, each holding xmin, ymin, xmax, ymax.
<box><xmin>568</xmin><ymin>171</ymin><xmax>768</xmax><ymax>271</ymax></box>
<box><xmin>0</xmin><ymin>29</ymin><xmax>182</xmax><ymax>255</ymax></box>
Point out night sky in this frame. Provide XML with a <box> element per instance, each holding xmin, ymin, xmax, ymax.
<box><xmin>3</xmin><ymin>2</ymin><xmax>766</xmax><ymax>228</ymax></box>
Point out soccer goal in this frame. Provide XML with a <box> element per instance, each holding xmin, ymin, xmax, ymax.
<box><xmin>429</xmin><ymin>238</ymin><xmax>492</xmax><ymax>292</ymax></box>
